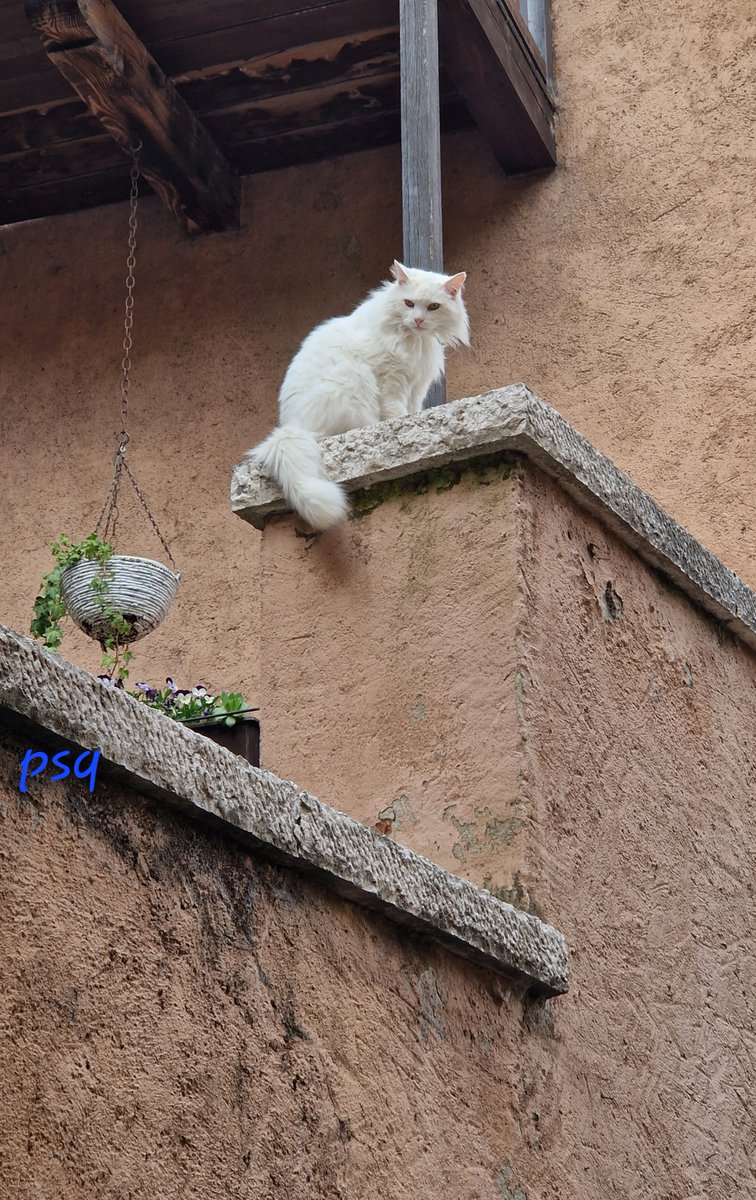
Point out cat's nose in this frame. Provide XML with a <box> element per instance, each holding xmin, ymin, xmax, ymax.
<box><xmin>414</xmin><ymin>316</ymin><xmax>424</xmax><ymax>328</ymax></box>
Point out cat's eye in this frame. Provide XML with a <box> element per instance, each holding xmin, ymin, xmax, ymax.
<box><xmin>404</xmin><ymin>299</ymin><xmax>415</xmax><ymax>308</ymax></box>
<box><xmin>427</xmin><ymin>302</ymin><xmax>441</xmax><ymax>311</ymax></box>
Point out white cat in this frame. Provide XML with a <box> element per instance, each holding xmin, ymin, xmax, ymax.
<box><xmin>246</xmin><ymin>261</ymin><xmax>469</xmax><ymax>531</ymax></box>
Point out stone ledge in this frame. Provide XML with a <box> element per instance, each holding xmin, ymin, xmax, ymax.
<box><xmin>231</xmin><ymin>385</ymin><xmax>756</xmax><ymax>652</ymax></box>
<box><xmin>0</xmin><ymin>624</ymin><xmax>568</xmax><ymax>997</ymax></box>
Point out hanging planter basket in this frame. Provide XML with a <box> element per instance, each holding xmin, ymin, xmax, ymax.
<box><xmin>31</xmin><ymin>144</ymin><xmax>182</xmax><ymax>676</ymax></box>
<box><xmin>60</xmin><ymin>555</ymin><xmax>180</xmax><ymax>645</ymax></box>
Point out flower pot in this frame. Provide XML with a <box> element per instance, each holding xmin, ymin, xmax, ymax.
<box><xmin>194</xmin><ymin>716</ymin><xmax>260</xmax><ymax>766</ymax></box>
<box><xmin>60</xmin><ymin>555</ymin><xmax>180</xmax><ymax>645</ymax></box>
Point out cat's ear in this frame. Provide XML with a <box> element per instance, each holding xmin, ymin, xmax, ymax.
<box><xmin>444</xmin><ymin>271</ymin><xmax>467</xmax><ymax>298</ymax></box>
<box><xmin>391</xmin><ymin>261</ymin><xmax>410</xmax><ymax>284</ymax></box>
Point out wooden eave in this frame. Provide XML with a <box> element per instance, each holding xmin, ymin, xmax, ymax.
<box><xmin>0</xmin><ymin>0</ymin><xmax>556</xmax><ymax>232</ymax></box>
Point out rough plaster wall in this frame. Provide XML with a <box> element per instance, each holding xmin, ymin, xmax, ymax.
<box><xmin>250</xmin><ymin>459</ymin><xmax>756</xmax><ymax>1192</ymax></box>
<box><xmin>0</xmin><ymin>163</ymin><xmax>365</xmax><ymax>697</ymax></box>
<box><xmin>0</xmin><ymin>160</ymin><xmax>405</xmax><ymax>695</ymax></box>
<box><xmin>515</xmin><ymin>469</ymin><xmax>756</xmax><ymax>1195</ymax></box>
<box><xmin>258</xmin><ymin>462</ymin><xmax>525</xmax><ymax>895</ymax></box>
<box><xmin>1</xmin><ymin>726</ymin><xmax>556</xmax><ymax>1200</ymax></box>
<box><xmin>0</xmin><ymin>0</ymin><xmax>754</xmax><ymax>701</ymax></box>
<box><xmin>4</xmin><ymin>705</ymin><xmax>754</xmax><ymax>1198</ymax></box>
<box><xmin>451</xmin><ymin>0</ymin><xmax>756</xmax><ymax>580</ymax></box>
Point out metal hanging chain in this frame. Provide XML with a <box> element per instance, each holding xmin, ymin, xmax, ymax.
<box><xmin>118</xmin><ymin>141</ymin><xmax>139</xmax><ymax>456</ymax></box>
<box><xmin>121</xmin><ymin>457</ymin><xmax>177</xmax><ymax>568</ymax></box>
<box><xmin>95</xmin><ymin>142</ymin><xmax>178</xmax><ymax>574</ymax></box>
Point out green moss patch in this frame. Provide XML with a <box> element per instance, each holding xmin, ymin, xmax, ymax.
<box><xmin>348</xmin><ymin>451</ymin><xmax>520</xmax><ymax>520</ymax></box>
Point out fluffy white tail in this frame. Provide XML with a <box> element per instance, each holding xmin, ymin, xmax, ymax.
<box><xmin>249</xmin><ymin>426</ymin><xmax>349</xmax><ymax>531</ymax></box>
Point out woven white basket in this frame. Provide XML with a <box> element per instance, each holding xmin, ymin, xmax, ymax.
<box><xmin>60</xmin><ymin>555</ymin><xmax>180</xmax><ymax>645</ymax></box>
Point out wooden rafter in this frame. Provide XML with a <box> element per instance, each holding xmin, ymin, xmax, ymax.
<box><xmin>439</xmin><ymin>0</ymin><xmax>556</xmax><ymax>172</ymax></box>
<box><xmin>22</xmin><ymin>0</ymin><xmax>240</xmax><ymax>234</ymax></box>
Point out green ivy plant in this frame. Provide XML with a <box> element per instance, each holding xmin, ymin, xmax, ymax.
<box><xmin>31</xmin><ymin>533</ymin><xmax>133</xmax><ymax>680</ymax></box>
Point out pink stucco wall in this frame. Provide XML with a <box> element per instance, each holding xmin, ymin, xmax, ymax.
<box><xmin>518</xmin><ymin>469</ymin><xmax>756</xmax><ymax>1192</ymax></box>
<box><xmin>1</xmin><ymin>725</ymin><xmax>540</xmax><ymax>1200</ymax></box>
<box><xmin>0</xmin><ymin>0</ymin><xmax>754</xmax><ymax>702</ymax></box>
<box><xmin>259</xmin><ymin>458</ymin><xmax>524</xmax><ymax>895</ymax></box>
<box><xmin>2</xmin><ymin>4</ymin><xmax>754</xmax><ymax>1188</ymax></box>
<box><xmin>250</xmin><ymin>452</ymin><xmax>756</xmax><ymax>1193</ymax></box>
<box><xmin>3</xmin><ymin>536</ymin><xmax>755</xmax><ymax>1200</ymax></box>
<box><xmin>256</xmin><ymin>456</ymin><xmax>756</xmax><ymax>884</ymax></box>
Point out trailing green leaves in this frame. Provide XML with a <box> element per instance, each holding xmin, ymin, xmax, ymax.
<box><xmin>30</xmin><ymin>532</ymin><xmax>132</xmax><ymax>678</ymax></box>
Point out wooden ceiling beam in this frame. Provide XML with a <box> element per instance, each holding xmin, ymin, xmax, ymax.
<box><xmin>0</xmin><ymin>92</ymin><xmax>473</xmax><ymax>227</ymax></box>
<box><xmin>438</xmin><ymin>0</ymin><xmax>556</xmax><ymax>173</ymax></box>
<box><xmin>22</xmin><ymin>0</ymin><xmax>240</xmax><ymax>234</ymax></box>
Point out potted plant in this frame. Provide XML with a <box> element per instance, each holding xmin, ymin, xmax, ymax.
<box><xmin>127</xmin><ymin>678</ymin><xmax>260</xmax><ymax>766</ymax></box>
<box><xmin>31</xmin><ymin>533</ymin><xmax>179</xmax><ymax>678</ymax></box>
<box><xmin>32</xmin><ymin>536</ymin><xmax>257</xmax><ymax>765</ymax></box>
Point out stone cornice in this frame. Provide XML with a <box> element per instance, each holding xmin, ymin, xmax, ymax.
<box><xmin>0</xmin><ymin>624</ymin><xmax>569</xmax><ymax>997</ymax></box>
<box><xmin>231</xmin><ymin>385</ymin><xmax>756</xmax><ymax>651</ymax></box>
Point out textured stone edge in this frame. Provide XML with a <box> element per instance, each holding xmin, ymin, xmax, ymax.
<box><xmin>231</xmin><ymin>384</ymin><xmax>756</xmax><ymax>652</ymax></box>
<box><xmin>0</xmin><ymin>624</ymin><xmax>569</xmax><ymax>997</ymax></box>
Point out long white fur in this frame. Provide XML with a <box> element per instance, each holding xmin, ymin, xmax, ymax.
<box><xmin>247</xmin><ymin>262</ymin><xmax>469</xmax><ymax>531</ymax></box>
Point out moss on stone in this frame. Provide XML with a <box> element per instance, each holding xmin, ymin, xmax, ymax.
<box><xmin>483</xmin><ymin>870</ymin><xmax>544</xmax><ymax>919</ymax></box>
<box><xmin>348</xmin><ymin>451</ymin><xmax>519</xmax><ymax>520</ymax></box>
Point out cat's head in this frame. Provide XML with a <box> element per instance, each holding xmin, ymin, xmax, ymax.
<box><xmin>386</xmin><ymin>262</ymin><xmax>469</xmax><ymax>347</ymax></box>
